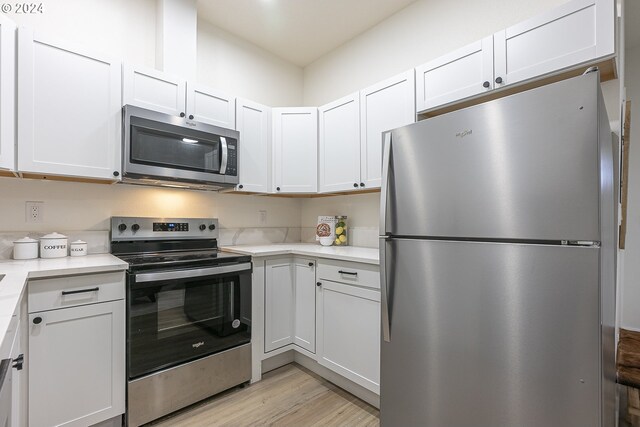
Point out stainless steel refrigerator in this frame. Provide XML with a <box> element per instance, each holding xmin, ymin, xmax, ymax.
<box><xmin>379</xmin><ymin>72</ymin><xmax>616</xmax><ymax>427</ymax></box>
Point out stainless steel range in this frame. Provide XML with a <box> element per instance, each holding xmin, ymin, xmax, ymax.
<box><xmin>110</xmin><ymin>217</ymin><xmax>252</xmax><ymax>427</ymax></box>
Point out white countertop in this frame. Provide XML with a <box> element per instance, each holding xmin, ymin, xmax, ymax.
<box><xmin>0</xmin><ymin>254</ymin><xmax>128</xmax><ymax>345</ymax></box>
<box><xmin>221</xmin><ymin>243</ymin><xmax>379</xmax><ymax>265</ymax></box>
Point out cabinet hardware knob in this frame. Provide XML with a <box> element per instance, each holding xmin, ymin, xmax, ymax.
<box><xmin>113</xmin><ymin>171</ymin><xmax>120</xmax><ymax>177</ymax></box>
<box><xmin>495</xmin><ymin>77</ymin><xmax>503</xmax><ymax>84</ymax></box>
<box><xmin>353</xmin><ymin>183</ymin><xmax>358</xmax><ymax>188</ymax></box>
<box><xmin>33</xmin><ymin>316</ymin><xmax>42</xmax><ymax>325</ymax></box>
<box><xmin>276</xmin><ymin>187</ymin><xmax>281</xmax><ymax>191</ymax></box>
<box><xmin>360</xmin><ymin>183</ymin><xmax>365</xmax><ymax>187</ymax></box>
<box><xmin>180</xmin><ymin>112</ymin><xmax>186</xmax><ymax>117</ymax></box>
<box><xmin>209</xmin><ymin>224</ymin><xmax>216</xmax><ymax>230</ymax></box>
<box><xmin>12</xmin><ymin>354</ymin><xmax>24</xmax><ymax>371</ymax></box>
<box><xmin>308</xmin><ymin>262</ymin><xmax>314</xmax><ymax>267</ymax></box>
<box><xmin>238</xmin><ymin>184</ymin><xmax>244</xmax><ymax>189</ymax></box>
<box><xmin>316</xmin><ymin>282</ymin><xmax>322</xmax><ymax>287</ymax></box>
<box><xmin>483</xmin><ymin>81</ymin><xmax>490</xmax><ymax>88</ymax></box>
<box><xmin>189</xmin><ymin>114</ymin><xmax>194</xmax><ymax>120</ymax></box>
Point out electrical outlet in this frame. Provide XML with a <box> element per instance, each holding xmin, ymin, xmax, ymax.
<box><xmin>25</xmin><ymin>201</ymin><xmax>44</xmax><ymax>223</ymax></box>
<box><xmin>259</xmin><ymin>210</ymin><xmax>267</xmax><ymax>225</ymax></box>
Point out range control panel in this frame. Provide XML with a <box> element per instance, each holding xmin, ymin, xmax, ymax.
<box><xmin>153</xmin><ymin>222</ymin><xmax>189</xmax><ymax>232</ymax></box>
<box><xmin>111</xmin><ymin>217</ymin><xmax>219</xmax><ymax>241</ymax></box>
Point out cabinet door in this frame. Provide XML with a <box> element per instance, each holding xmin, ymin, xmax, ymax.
<box><xmin>272</xmin><ymin>107</ymin><xmax>318</xmax><ymax>194</ymax></box>
<box><xmin>123</xmin><ymin>64</ymin><xmax>186</xmax><ymax>116</ymax></box>
<box><xmin>318</xmin><ymin>93</ymin><xmax>360</xmax><ymax>193</ymax></box>
<box><xmin>18</xmin><ymin>28</ymin><xmax>122</xmax><ymax>180</ymax></box>
<box><xmin>293</xmin><ymin>258</ymin><xmax>316</xmax><ymax>353</ymax></box>
<box><xmin>494</xmin><ymin>0</ymin><xmax>614</xmax><ymax>87</ymax></box>
<box><xmin>360</xmin><ymin>70</ymin><xmax>415</xmax><ymax>189</ymax></box>
<box><xmin>317</xmin><ymin>280</ymin><xmax>380</xmax><ymax>393</ymax></box>
<box><xmin>236</xmin><ymin>98</ymin><xmax>271</xmax><ymax>193</ymax></box>
<box><xmin>415</xmin><ymin>36</ymin><xmax>494</xmax><ymax>112</ymax></box>
<box><xmin>264</xmin><ymin>258</ymin><xmax>294</xmax><ymax>352</ymax></box>
<box><xmin>0</xmin><ymin>16</ymin><xmax>16</xmax><ymax>171</ymax></box>
<box><xmin>186</xmin><ymin>83</ymin><xmax>235</xmax><ymax>129</ymax></box>
<box><xmin>29</xmin><ymin>300</ymin><xmax>125</xmax><ymax>427</ymax></box>
<box><xmin>10</xmin><ymin>319</ymin><xmax>21</xmax><ymax>427</ymax></box>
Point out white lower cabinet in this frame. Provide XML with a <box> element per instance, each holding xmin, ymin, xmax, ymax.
<box><xmin>264</xmin><ymin>257</ymin><xmax>317</xmax><ymax>354</ymax></box>
<box><xmin>316</xmin><ymin>270</ymin><xmax>380</xmax><ymax>394</ymax></box>
<box><xmin>262</xmin><ymin>256</ymin><xmax>380</xmax><ymax>395</ymax></box>
<box><xmin>293</xmin><ymin>258</ymin><xmax>316</xmax><ymax>353</ymax></box>
<box><xmin>264</xmin><ymin>258</ymin><xmax>295</xmax><ymax>352</ymax></box>
<box><xmin>28</xmin><ymin>273</ymin><xmax>125</xmax><ymax>427</ymax></box>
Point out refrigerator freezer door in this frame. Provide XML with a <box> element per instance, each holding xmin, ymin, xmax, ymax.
<box><xmin>380</xmin><ymin>238</ymin><xmax>602</xmax><ymax>427</ymax></box>
<box><xmin>383</xmin><ymin>73</ymin><xmax>601</xmax><ymax>241</ymax></box>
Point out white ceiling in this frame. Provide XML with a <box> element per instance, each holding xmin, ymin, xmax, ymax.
<box><xmin>626</xmin><ymin>0</ymin><xmax>640</xmax><ymax>49</ymax></box>
<box><xmin>197</xmin><ymin>0</ymin><xmax>418</xmax><ymax>67</ymax></box>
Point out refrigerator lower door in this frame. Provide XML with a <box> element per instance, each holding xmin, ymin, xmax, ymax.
<box><xmin>380</xmin><ymin>238</ymin><xmax>606</xmax><ymax>427</ymax></box>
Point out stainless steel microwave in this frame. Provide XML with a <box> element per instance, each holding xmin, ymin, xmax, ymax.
<box><xmin>122</xmin><ymin>105</ymin><xmax>239</xmax><ymax>191</ymax></box>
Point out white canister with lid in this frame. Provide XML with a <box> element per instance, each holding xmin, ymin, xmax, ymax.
<box><xmin>69</xmin><ymin>240</ymin><xmax>88</xmax><ymax>257</ymax></box>
<box><xmin>40</xmin><ymin>232</ymin><xmax>68</xmax><ymax>258</ymax></box>
<box><xmin>13</xmin><ymin>237</ymin><xmax>39</xmax><ymax>260</ymax></box>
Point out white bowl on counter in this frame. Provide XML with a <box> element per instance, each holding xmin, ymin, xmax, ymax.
<box><xmin>13</xmin><ymin>237</ymin><xmax>39</xmax><ymax>260</ymax></box>
<box><xmin>69</xmin><ymin>240</ymin><xmax>88</xmax><ymax>257</ymax></box>
<box><xmin>40</xmin><ymin>232</ymin><xmax>68</xmax><ymax>258</ymax></box>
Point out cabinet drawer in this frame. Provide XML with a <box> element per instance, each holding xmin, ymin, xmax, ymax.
<box><xmin>317</xmin><ymin>260</ymin><xmax>379</xmax><ymax>289</ymax></box>
<box><xmin>28</xmin><ymin>271</ymin><xmax>125</xmax><ymax>313</ymax></box>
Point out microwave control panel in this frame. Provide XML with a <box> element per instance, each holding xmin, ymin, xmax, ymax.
<box><xmin>226</xmin><ymin>140</ymin><xmax>237</xmax><ymax>176</ymax></box>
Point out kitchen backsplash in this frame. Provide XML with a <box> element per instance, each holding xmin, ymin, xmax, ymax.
<box><xmin>0</xmin><ymin>226</ymin><xmax>306</xmax><ymax>260</ymax></box>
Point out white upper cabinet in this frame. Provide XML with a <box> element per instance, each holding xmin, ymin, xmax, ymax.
<box><xmin>416</xmin><ymin>36</ymin><xmax>494</xmax><ymax>112</ymax></box>
<box><xmin>18</xmin><ymin>28</ymin><xmax>122</xmax><ymax>180</ymax></box>
<box><xmin>318</xmin><ymin>92</ymin><xmax>360</xmax><ymax>193</ymax></box>
<box><xmin>416</xmin><ymin>0</ymin><xmax>615</xmax><ymax>113</ymax></box>
<box><xmin>360</xmin><ymin>70</ymin><xmax>415</xmax><ymax>189</ymax></box>
<box><xmin>0</xmin><ymin>16</ymin><xmax>16</xmax><ymax>171</ymax></box>
<box><xmin>123</xmin><ymin>64</ymin><xmax>186</xmax><ymax>116</ymax></box>
<box><xmin>236</xmin><ymin>98</ymin><xmax>271</xmax><ymax>193</ymax></box>
<box><xmin>272</xmin><ymin>107</ymin><xmax>318</xmax><ymax>194</ymax></box>
<box><xmin>293</xmin><ymin>258</ymin><xmax>316</xmax><ymax>353</ymax></box>
<box><xmin>494</xmin><ymin>0</ymin><xmax>615</xmax><ymax>87</ymax></box>
<box><xmin>186</xmin><ymin>83</ymin><xmax>235</xmax><ymax>129</ymax></box>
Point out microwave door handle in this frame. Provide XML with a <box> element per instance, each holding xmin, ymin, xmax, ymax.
<box><xmin>220</xmin><ymin>137</ymin><xmax>228</xmax><ymax>175</ymax></box>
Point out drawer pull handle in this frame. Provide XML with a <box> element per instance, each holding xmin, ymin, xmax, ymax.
<box><xmin>338</xmin><ymin>270</ymin><xmax>358</xmax><ymax>276</ymax></box>
<box><xmin>61</xmin><ymin>287</ymin><xmax>100</xmax><ymax>296</ymax></box>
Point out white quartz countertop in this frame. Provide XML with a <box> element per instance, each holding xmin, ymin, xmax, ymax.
<box><xmin>0</xmin><ymin>254</ymin><xmax>128</xmax><ymax>345</ymax></box>
<box><xmin>221</xmin><ymin>243</ymin><xmax>379</xmax><ymax>265</ymax></box>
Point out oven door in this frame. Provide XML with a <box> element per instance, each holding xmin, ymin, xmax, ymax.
<box><xmin>123</xmin><ymin>105</ymin><xmax>239</xmax><ymax>186</ymax></box>
<box><xmin>127</xmin><ymin>262</ymin><xmax>251</xmax><ymax>380</ymax></box>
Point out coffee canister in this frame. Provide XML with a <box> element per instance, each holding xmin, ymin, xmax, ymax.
<box><xmin>40</xmin><ymin>232</ymin><xmax>68</xmax><ymax>258</ymax></box>
<box><xmin>69</xmin><ymin>240</ymin><xmax>88</xmax><ymax>257</ymax></box>
<box><xmin>13</xmin><ymin>237</ymin><xmax>38</xmax><ymax>260</ymax></box>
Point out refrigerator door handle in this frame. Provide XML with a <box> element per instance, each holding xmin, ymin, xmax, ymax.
<box><xmin>380</xmin><ymin>236</ymin><xmax>391</xmax><ymax>342</ymax></box>
<box><xmin>380</xmin><ymin>132</ymin><xmax>392</xmax><ymax>235</ymax></box>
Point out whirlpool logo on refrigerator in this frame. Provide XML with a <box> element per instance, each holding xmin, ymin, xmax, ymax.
<box><xmin>455</xmin><ymin>129</ymin><xmax>473</xmax><ymax>138</ymax></box>
<box><xmin>192</xmin><ymin>341</ymin><xmax>205</xmax><ymax>349</ymax></box>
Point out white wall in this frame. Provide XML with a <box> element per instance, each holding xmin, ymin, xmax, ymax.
<box><xmin>620</xmin><ymin>44</ymin><xmax>640</xmax><ymax>330</ymax></box>
<box><xmin>7</xmin><ymin>0</ymin><xmax>157</xmax><ymax>67</ymax></box>
<box><xmin>197</xmin><ymin>19</ymin><xmax>303</xmax><ymax>107</ymax></box>
<box><xmin>303</xmin><ymin>0</ymin><xmax>569</xmax><ymax>105</ymax></box>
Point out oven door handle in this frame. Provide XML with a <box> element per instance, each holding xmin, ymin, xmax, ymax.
<box><xmin>134</xmin><ymin>262</ymin><xmax>251</xmax><ymax>283</ymax></box>
<box><xmin>219</xmin><ymin>136</ymin><xmax>228</xmax><ymax>175</ymax></box>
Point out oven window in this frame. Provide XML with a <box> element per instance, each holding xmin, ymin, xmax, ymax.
<box><xmin>128</xmin><ymin>271</ymin><xmax>251</xmax><ymax>379</ymax></box>
<box><xmin>130</xmin><ymin>117</ymin><xmax>222</xmax><ymax>174</ymax></box>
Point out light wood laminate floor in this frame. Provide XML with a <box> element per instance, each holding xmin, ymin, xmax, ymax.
<box><xmin>151</xmin><ymin>363</ymin><xmax>380</xmax><ymax>427</ymax></box>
